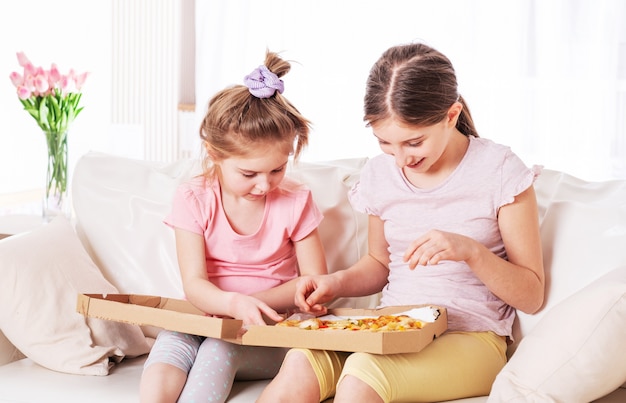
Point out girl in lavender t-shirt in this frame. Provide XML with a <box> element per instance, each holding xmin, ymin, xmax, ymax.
<box><xmin>140</xmin><ymin>51</ymin><xmax>327</xmax><ymax>403</ymax></box>
<box><xmin>262</xmin><ymin>43</ymin><xmax>545</xmax><ymax>403</ymax></box>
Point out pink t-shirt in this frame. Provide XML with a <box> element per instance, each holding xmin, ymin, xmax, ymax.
<box><xmin>165</xmin><ymin>176</ymin><xmax>323</xmax><ymax>295</ymax></box>
<box><xmin>349</xmin><ymin>136</ymin><xmax>541</xmax><ymax>338</ymax></box>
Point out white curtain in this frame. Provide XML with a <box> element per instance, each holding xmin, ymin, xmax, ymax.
<box><xmin>195</xmin><ymin>0</ymin><xmax>626</xmax><ymax>181</ymax></box>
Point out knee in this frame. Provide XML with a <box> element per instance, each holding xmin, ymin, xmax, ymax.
<box><xmin>147</xmin><ymin>331</ymin><xmax>202</xmax><ymax>372</ymax></box>
<box><xmin>336</xmin><ymin>375</ymin><xmax>383</xmax><ymax>403</ymax></box>
<box><xmin>140</xmin><ymin>363</ymin><xmax>187</xmax><ymax>403</ymax></box>
<box><xmin>259</xmin><ymin>350</ymin><xmax>320</xmax><ymax>403</ymax></box>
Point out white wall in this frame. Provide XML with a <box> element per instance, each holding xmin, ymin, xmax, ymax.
<box><xmin>194</xmin><ymin>0</ymin><xmax>626</xmax><ymax>182</ymax></box>
<box><xmin>0</xmin><ymin>0</ymin><xmax>112</xmax><ymax>194</ymax></box>
<box><xmin>2</xmin><ymin>0</ymin><xmax>624</xmax><ymax>201</ymax></box>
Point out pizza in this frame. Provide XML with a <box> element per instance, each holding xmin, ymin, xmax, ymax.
<box><xmin>276</xmin><ymin>314</ymin><xmax>425</xmax><ymax>332</ymax></box>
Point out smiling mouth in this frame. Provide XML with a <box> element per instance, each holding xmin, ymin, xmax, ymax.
<box><xmin>406</xmin><ymin>158</ymin><xmax>424</xmax><ymax>169</ymax></box>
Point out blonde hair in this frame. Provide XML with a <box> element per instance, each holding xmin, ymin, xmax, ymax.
<box><xmin>199</xmin><ymin>50</ymin><xmax>311</xmax><ymax>177</ymax></box>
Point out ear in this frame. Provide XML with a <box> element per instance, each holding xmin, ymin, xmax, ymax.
<box><xmin>446</xmin><ymin>102</ymin><xmax>463</xmax><ymax>127</ymax></box>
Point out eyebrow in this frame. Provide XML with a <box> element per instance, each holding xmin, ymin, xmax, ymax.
<box><xmin>373</xmin><ymin>133</ymin><xmax>424</xmax><ymax>144</ymax></box>
<box><xmin>239</xmin><ymin>161</ymin><xmax>288</xmax><ymax>174</ymax></box>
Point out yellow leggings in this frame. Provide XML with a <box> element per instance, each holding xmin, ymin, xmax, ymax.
<box><xmin>289</xmin><ymin>331</ymin><xmax>507</xmax><ymax>402</ymax></box>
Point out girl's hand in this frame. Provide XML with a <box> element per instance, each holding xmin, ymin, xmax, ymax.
<box><xmin>293</xmin><ymin>274</ymin><xmax>340</xmax><ymax>315</ymax></box>
<box><xmin>403</xmin><ymin>229</ymin><xmax>477</xmax><ymax>269</ymax></box>
<box><xmin>226</xmin><ymin>292</ymin><xmax>284</xmax><ymax>326</ymax></box>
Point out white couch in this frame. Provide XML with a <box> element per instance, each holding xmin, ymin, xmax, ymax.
<box><xmin>1</xmin><ymin>152</ymin><xmax>625</xmax><ymax>403</ymax></box>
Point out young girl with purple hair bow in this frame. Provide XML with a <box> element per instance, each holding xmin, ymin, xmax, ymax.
<box><xmin>139</xmin><ymin>50</ymin><xmax>327</xmax><ymax>403</ymax></box>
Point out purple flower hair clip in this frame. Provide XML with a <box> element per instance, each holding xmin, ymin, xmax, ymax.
<box><xmin>243</xmin><ymin>65</ymin><xmax>284</xmax><ymax>98</ymax></box>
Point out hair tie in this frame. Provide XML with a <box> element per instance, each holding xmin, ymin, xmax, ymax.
<box><xmin>243</xmin><ymin>65</ymin><xmax>284</xmax><ymax>98</ymax></box>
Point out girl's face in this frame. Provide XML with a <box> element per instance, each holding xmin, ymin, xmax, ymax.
<box><xmin>371</xmin><ymin>103</ymin><xmax>462</xmax><ymax>175</ymax></box>
<box><xmin>373</xmin><ymin>119</ymin><xmax>447</xmax><ymax>173</ymax></box>
<box><xmin>217</xmin><ymin>144</ymin><xmax>290</xmax><ymax>202</ymax></box>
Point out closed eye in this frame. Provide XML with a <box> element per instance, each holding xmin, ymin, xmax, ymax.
<box><xmin>271</xmin><ymin>166</ymin><xmax>285</xmax><ymax>174</ymax></box>
<box><xmin>240</xmin><ymin>164</ymin><xmax>286</xmax><ymax>178</ymax></box>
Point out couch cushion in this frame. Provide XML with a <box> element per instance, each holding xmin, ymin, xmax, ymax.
<box><xmin>512</xmin><ymin>170</ymin><xmax>626</xmax><ymax>349</ymax></box>
<box><xmin>488</xmin><ymin>265</ymin><xmax>626</xmax><ymax>402</ymax></box>
<box><xmin>0</xmin><ymin>216</ymin><xmax>151</xmax><ymax>375</ymax></box>
<box><xmin>72</xmin><ymin>154</ymin><xmax>198</xmax><ymax>298</ymax></box>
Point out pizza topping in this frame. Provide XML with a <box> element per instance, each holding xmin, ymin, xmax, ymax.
<box><xmin>277</xmin><ymin>314</ymin><xmax>425</xmax><ymax>332</ymax></box>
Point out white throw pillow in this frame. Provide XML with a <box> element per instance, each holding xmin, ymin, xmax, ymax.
<box><xmin>72</xmin><ymin>153</ymin><xmax>198</xmax><ymax>298</ymax></box>
<box><xmin>518</xmin><ymin>169</ymin><xmax>626</xmax><ymax>344</ymax></box>
<box><xmin>0</xmin><ymin>216</ymin><xmax>151</xmax><ymax>375</ymax></box>
<box><xmin>488</xmin><ymin>265</ymin><xmax>626</xmax><ymax>402</ymax></box>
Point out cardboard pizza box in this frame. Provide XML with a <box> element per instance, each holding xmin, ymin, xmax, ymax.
<box><xmin>237</xmin><ymin>305</ymin><xmax>447</xmax><ymax>354</ymax></box>
<box><xmin>76</xmin><ymin>293</ymin><xmax>242</xmax><ymax>339</ymax></box>
<box><xmin>77</xmin><ymin>293</ymin><xmax>447</xmax><ymax>354</ymax></box>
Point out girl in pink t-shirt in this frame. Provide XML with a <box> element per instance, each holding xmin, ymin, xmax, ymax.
<box><xmin>261</xmin><ymin>43</ymin><xmax>545</xmax><ymax>402</ymax></box>
<box><xmin>140</xmin><ymin>51</ymin><xmax>328</xmax><ymax>403</ymax></box>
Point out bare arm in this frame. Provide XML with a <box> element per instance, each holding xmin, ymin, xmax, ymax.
<box><xmin>295</xmin><ymin>215</ymin><xmax>390</xmax><ymax>313</ymax></box>
<box><xmin>252</xmin><ymin>228</ymin><xmax>328</xmax><ymax>313</ymax></box>
<box><xmin>404</xmin><ymin>186</ymin><xmax>545</xmax><ymax>313</ymax></box>
<box><xmin>175</xmin><ymin>228</ymin><xmax>283</xmax><ymax>325</ymax></box>
<box><xmin>472</xmin><ymin>186</ymin><xmax>545</xmax><ymax>313</ymax></box>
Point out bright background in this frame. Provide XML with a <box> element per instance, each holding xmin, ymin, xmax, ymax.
<box><xmin>1</xmin><ymin>0</ymin><xmax>625</xmax><ymax>209</ymax></box>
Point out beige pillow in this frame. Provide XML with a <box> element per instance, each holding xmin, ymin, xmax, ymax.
<box><xmin>0</xmin><ymin>216</ymin><xmax>151</xmax><ymax>375</ymax></box>
<box><xmin>488</xmin><ymin>265</ymin><xmax>626</xmax><ymax>402</ymax></box>
<box><xmin>0</xmin><ymin>328</ymin><xmax>24</xmax><ymax>366</ymax></box>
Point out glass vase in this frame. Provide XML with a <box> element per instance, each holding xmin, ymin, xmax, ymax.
<box><xmin>43</xmin><ymin>130</ymin><xmax>70</xmax><ymax>220</ymax></box>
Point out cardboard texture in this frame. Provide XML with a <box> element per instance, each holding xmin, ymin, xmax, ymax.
<box><xmin>76</xmin><ymin>293</ymin><xmax>243</xmax><ymax>339</ymax></box>
<box><xmin>240</xmin><ymin>305</ymin><xmax>448</xmax><ymax>354</ymax></box>
<box><xmin>77</xmin><ymin>294</ymin><xmax>447</xmax><ymax>354</ymax></box>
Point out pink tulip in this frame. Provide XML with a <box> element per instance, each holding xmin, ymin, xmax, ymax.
<box><xmin>33</xmin><ymin>74</ymin><xmax>49</xmax><ymax>94</ymax></box>
<box><xmin>17</xmin><ymin>86</ymin><xmax>31</xmax><ymax>100</ymax></box>
<box><xmin>10</xmin><ymin>53</ymin><xmax>89</xmax><ymax>132</ymax></box>
<box><xmin>16</xmin><ymin>52</ymin><xmax>31</xmax><ymax>67</ymax></box>
<box><xmin>48</xmin><ymin>63</ymin><xmax>61</xmax><ymax>84</ymax></box>
<box><xmin>23</xmin><ymin>73</ymin><xmax>35</xmax><ymax>92</ymax></box>
<box><xmin>59</xmin><ymin>75</ymin><xmax>73</xmax><ymax>95</ymax></box>
<box><xmin>22</xmin><ymin>62</ymin><xmax>35</xmax><ymax>78</ymax></box>
<box><xmin>74</xmin><ymin>71</ymin><xmax>89</xmax><ymax>90</ymax></box>
<box><xmin>9</xmin><ymin>72</ymin><xmax>23</xmax><ymax>88</ymax></box>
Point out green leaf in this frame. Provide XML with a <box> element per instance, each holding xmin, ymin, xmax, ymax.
<box><xmin>38</xmin><ymin>101</ymin><xmax>48</xmax><ymax>129</ymax></box>
<box><xmin>49</xmin><ymin>95</ymin><xmax>61</xmax><ymax>122</ymax></box>
<box><xmin>18</xmin><ymin>87</ymin><xmax>86</xmax><ymax>135</ymax></box>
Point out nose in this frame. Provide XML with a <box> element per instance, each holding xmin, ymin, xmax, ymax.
<box><xmin>393</xmin><ymin>148</ymin><xmax>411</xmax><ymax>168</ymax></box>
<box><xmin>255</xmin><ymin>175</ymin><xmax>271</xmax><ymax>192</ymax></box>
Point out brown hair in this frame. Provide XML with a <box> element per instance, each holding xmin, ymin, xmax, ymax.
<box><xmin>199</xmin><ymin>50</ymin><xmax>311</xmax><ymax>176</ymax></box>
<box><xmin>363</xmin><ymin>43</ymin><xmax>478</xmax><ymax>138</ymax></box>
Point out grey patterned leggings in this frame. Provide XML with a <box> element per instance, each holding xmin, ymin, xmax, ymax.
<box><xmin>144</xmin><ymin>330</ymin><xmax>287</xmax><ymax>402</ymax></box>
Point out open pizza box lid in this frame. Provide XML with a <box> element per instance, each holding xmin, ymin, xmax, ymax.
<box><xmin>76</xmin><ymin>294</ymin><xmax>242</xmax><ymax>339</ymax></box>
<box><xmin>77</xmin><ymin>293</ymin><xmax>447</xmax><ymax>354</ymax></box>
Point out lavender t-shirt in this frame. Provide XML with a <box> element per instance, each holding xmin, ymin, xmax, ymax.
<box><xmin>349</xmin><ymin>136</ymin><xmax>540</xmax><ymax>338</ymax></box>
<box><xmin>165</xmin><ymin>176</ymin><xmax>323</xmax><ymax>296</ymax></box>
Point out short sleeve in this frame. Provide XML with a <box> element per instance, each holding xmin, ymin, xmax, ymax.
<box><xmin>283</xmin><ymin>182</ymin><xmax>324</xmax><ymax>242</ymax></box>
<box><xmin>499</xmin><ymin>149</ymin><xmax>543</xmax><ymax>209</ymax></box>
<box><xmin>347</xmin><ymin>158</ymin><xmax>379</xmax><ymax>216</ymax></box>
<box><xmin>164</xmin><ymin>178</ymin><xmax>216</xmax><ymax>235</ymax></box>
